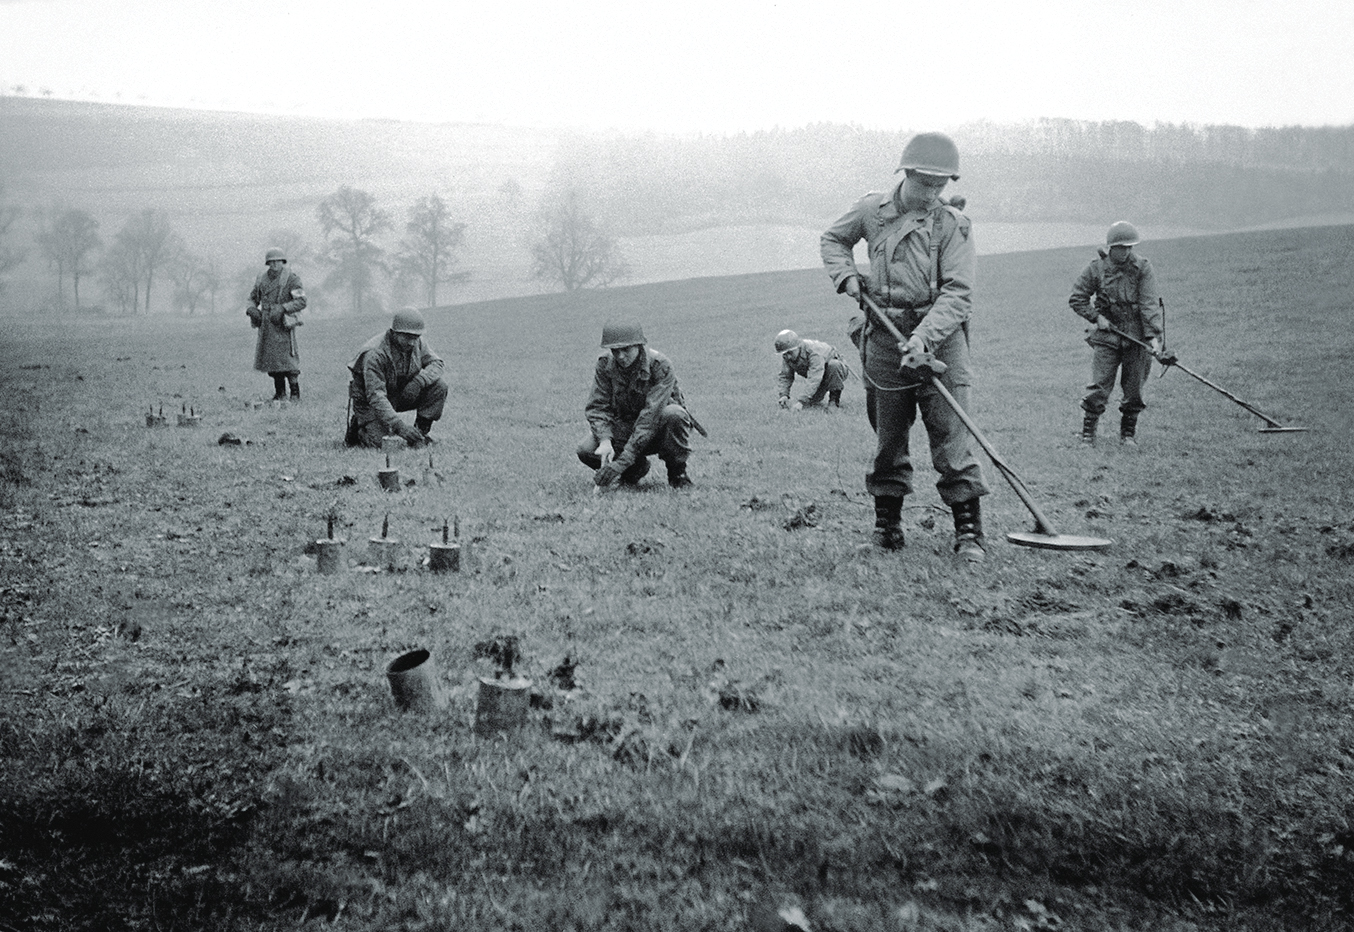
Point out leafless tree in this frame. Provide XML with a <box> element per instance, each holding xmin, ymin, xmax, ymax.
<box><xmin>169</xmin><ymin>251</ymin><xmax>220</xmax><ymax>315</ymax></box>
<box><xmin>396</xmin><ymin>194</ymin><xmax>467</xmax><ymax>308</ymax></box>
<box><xmin>530</xmin><ymin>190</ymin><xmax>629</xmax><ymax>292</ymax></box>
<box><xmin>316</xmin><ymin>186</ymin><xmax>391</xmax><ymax>315</ymax></box>
<box><xmin>110</xmin><ymin>209</ymin><xmax>180</xmax><ymax>313</ymax></box>
<box><xmin>0</xmin><ymin>185</ymin><xmax>26</xmax><ymax>296</ymax></box>
<box><xmin>35</xmin><ymin>206</ymin><xmax>101</xmax><ymax>308</ymax></box>
<box><xmin>101</xmin><ymin>237</ymin><xmax>142</xmax><ymax>314</ymax></box>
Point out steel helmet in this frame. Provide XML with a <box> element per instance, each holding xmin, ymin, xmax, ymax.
<box><xmin>264</xmin><ymin>247</ymin><xmax>287</xmax><ymax>264</ymax></box>
<box><xmin>895</xmin><ymin>132</ymin><xmax>961</xmax><ymax>180</ymax></box>
<box><xmin>600</xmin><ymin>321</ymin><xmax>646</xmax><ymax>349</ymax></box>
<box><xmin>1106</xmin><ymin>221</ymin><xmax>1141</xmax><ymax>247</ymax></box>
<box><xmin>774</xmin><ymin>329</ymin><xmax>800</xmax><ymax>353</ymax></box>
<box><xmin>391</xmin><ymin>307</ymin><xmax>426</xmax><ymax>335</ymax></box>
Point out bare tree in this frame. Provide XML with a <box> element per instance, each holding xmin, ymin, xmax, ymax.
<box><xmin>169</xmin><ymin>251</ymin><xmax>220</xmax><ymax>315</ymax></box>
<box><xmin>101</xmin><ymin>237</ymin><xmax>142</xmax><ymax>314</ymax></box>
<box><xmin>530</xmin><ymin>190</ymin><xmax>629</xmax><ymax>292</ymax></box>
<box><xmin>396</xmin><ymin>194</ymin><xmax>467</xmax><ymax>308</ymax></box>
<box><xmin>110</xmin><ymin>209</ymin><xmax>180</xmax><ymax>313</ymax></box>
<box><xmin>0</xmin><ymin>185</ymin><xmax>26</xmax><ymax>296</ymax></box>
<box><xmin>35</xmin><ymin>206</ymin><xmax>101</xmax><ymax>308</ymax></box>
<box><xmin>316</xmin><ymin>186</ymin><xmax>391</xmax><ymax>315</ymax></box>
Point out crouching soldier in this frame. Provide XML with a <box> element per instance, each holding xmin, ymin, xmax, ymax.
<box><xmin>578</xmin><ymin>321</ymin><xmax>702</xmax><ymax>490</ymax></box>
<box><xmin>775</xmin><ymin>329</ymin><xmax>850</xmax><ymax>410</ymax></box>
<box><xmin>345</xmin><ymin>308</ymin><xmax>448</xmax><ymax>449</ymax></box>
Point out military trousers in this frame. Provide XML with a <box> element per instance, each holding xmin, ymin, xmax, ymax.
<box><xmin>799</xmin><ymin>359</ymin><xmax>850</xmax><ymax>406</ymax></box>
<box><xmin>861</xmin><ymin>330</ymin><xmax>987</xmax><ymax>504</ymax></box>
<box><xmin>348</xmin><ymin>378</ymin><xmax>448</xmax><ymax>448</ymax></box>
<box><xmin>577</xmin><ymin>404</ymin><xmax>691</xmax><ymax>477</ymax></box>
<box><xmin>1082</xmin><ymin>337</ymin><xmax>1151</xmax><ymax>416</ymax></box>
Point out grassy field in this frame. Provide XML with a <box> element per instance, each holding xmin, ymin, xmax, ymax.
<box><xmin>2</xmin><ymin>225</ymin><xmax>1354</xmax><ymax>931</ymax></box>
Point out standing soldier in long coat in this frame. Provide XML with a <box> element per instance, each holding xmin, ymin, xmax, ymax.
<box><xmin>246</xmin><ymin>247</ymin><xmax>306</xmax><ymax>402</ymax></box>
<box><xmin>821</xmin><ymin>132</ymin><xmax>989</xmax><ymax>562</ymax></box>
<box><xmin>1069</xmin><ymin>221</ymin><xmax>1163</xmax><ymax>446</ymax></box>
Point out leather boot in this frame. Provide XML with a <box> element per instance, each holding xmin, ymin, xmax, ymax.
<box><xmin>415</xmin><ymin>416</ymin><xmax>437</xmax><ymax>443</ymax></box>
<box><xmin>873</xmin><ymin>495</ymin><xmax>905</xmax><ymax>550</ymax></box>
<box><xmin>1120</xmin><ymin>412</ymin><xmax>1139</xmax><ymax>446</ymax></box>
<box><xmin>288</xmin><ymin>376</ymin><xmax>300</xmax><ymax>402</ymax></box>
<box><xmin>829</xmin><ymin>390</ymin><xmax>842</xmax><ymax>407</ymax></box>
<box><xmin>952</xmin><ymin>499</ymin><xmax>986</xmax><ymax>563</ymax></box>
<box><xmin>1080</xmin><ymin>412</ymin><xmax>1098</xmax><ymax>445</ymax></box>
<box><xmin>271</xmin><ymin>374</ymin><xmax>287</xmax><ymax>401</ymax></box>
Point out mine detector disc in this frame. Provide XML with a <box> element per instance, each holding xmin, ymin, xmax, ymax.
<box><xmin>1258</xmin><ymin>425</ymin><xmax>1308</xmax><ymax>433</ymax></box>
<box><xmin>1006</xmin><ymin>531</ymin><xmax>1114</xmax><ymax>552</ymax></box>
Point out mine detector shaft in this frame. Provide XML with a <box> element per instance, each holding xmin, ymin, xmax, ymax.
<box><xmin>857</xmin><ymin>293</ymin><xmax>1112</xmax><ymax>551</ymax></box>
<box><xmin>1102</xmin><ymin>301</ymin><xmax>1305</xmax><ymax>433</ymax></box>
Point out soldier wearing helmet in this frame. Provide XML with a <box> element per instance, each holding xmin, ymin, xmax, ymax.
<box><xmin>344</xmin><ymin>307</ymin><xmax>449</xmax><ymax>448</ymax></box>
<box><xmin>246</xmin><ymin>247</ymin><xmax>307</xmax><ymax>402</ymax></box>
<box><xmin>820</xmin><ymin>131</ymin><xmax>989</xmax><ymax>562</ymax></box>
<box><xmin>1069</xmin><ymin>220</ymin><xmax>1163</xmax><ymax>446</ymax></box>
<box><xmin>774</xmin><ymin>329</ymin><xmax>850</xmax><ymax>410</ymax></box>
<box><xmin>579</xmin><ymin>321</ymin><xmax>701</xmax><ymax>490</ymax></box>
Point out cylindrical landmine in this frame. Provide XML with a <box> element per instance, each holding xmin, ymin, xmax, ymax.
<box><xmin>474</xmin><ymin>676</ymin><xmax>532</xmax><ymax>736</ymax></box>
<box><xmin>386</xmin><ymin>649</ymin><xmax>445</xmax><ymax>713</ymax></box>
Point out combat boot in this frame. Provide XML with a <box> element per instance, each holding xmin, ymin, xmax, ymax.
<box><xmin>872</xmin><ymin>495</ymin><xmax>905</xmax><ymax>550</ymax></box>
<box><xmin>288</xmin><ymin>377</ymin><xmax>300</xmax><ymax>402</ymax></box>
<box><xmin>667</xmin><ymin>463</ymin><xmax>693</xmax><ymax>489</ymax></box>
<box><xmin>415</xmin><ymin>416</ymin><xmax>437</xmax><ymax>444</ymax></box>
<box><xmin>829</xmin><ymin>390</ymin><xmax>843</xmax><ymax>408</ymax></box>
<box><xmin>952</xmin><ymin>499</ymin><xmax>986</xmax><ymax>563</ymax></box>
<box><xmin>619</xmin><ymin>457</ymin><xmax>651</xmax><ymax>486</ymax></box>
<box><xmin>1120</xmin><ymin>412</ymin><xmax>1139</xmax><ymax>446</ymax></box>
<box><xmin>1080</xmin><ymin>412</ymin><xmax>1098</xmax><ymax>445</ymax></box>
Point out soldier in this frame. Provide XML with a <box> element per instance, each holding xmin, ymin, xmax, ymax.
<box><xmin>578</xmin><ymin>321</ymin><xmax>698</xmax><ymax>490</ymax></box>
<box><xmin>820</xmin><ymin>132</ymin><xmax>989</xmax><ymax>561</ymax></box>
<box><xmin>1069</xmin><ymin>221</ymin><xmax>1163</xmax><ymax>446</ymax></box>
<box><xmin>775</xmin><ymin>329</ymin><xmax>850</xmax><ymax>410</ymax></box>
<box><xmin>246</xmin><ymin>247</ymin><xmax>305</xmax><ymax>402</ymax></box>
<box><xmin>344</xmin><ymin>308</ymin><xmax>448</xmax><ymax>449</ymax></box>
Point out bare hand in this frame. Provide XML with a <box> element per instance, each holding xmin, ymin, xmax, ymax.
<box><xmin>596</xmin><ymin>440</ymin><xmax>615</xmax><ymax>464</ymax></box>
<box><xmin>842</xmin><ymin>276</ymin><xmax>861</xmax><ymax>300</ymax></box>
<box><xmin>792</xmin><ymin>401</ymin><xmax>803</xmax><ymax>412</ymax></box>
<box><xmin>1095</xmin><ymin>315</ymin><xmax>1112</xmax><ymax>331</ymax></box>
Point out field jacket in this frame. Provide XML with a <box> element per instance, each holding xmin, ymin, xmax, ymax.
<box><xmin>347</xmin><ymin>331</ymin><xmax>446</xmax><ymax>430</ymax></box>
<box><xmin>584</xmin><ymin>347</ymin><xmax>688</xmax><ymax>469</ymax></box>
<box><xmin>248</xmin><ymin>268</ymin><xmax>305</xmax><ymax>373</ymax></box>
<box><xmin>1069</xmin><ymin>252</ymin><xmax>1162</xmax><ymax>346</ymax></box>
<box><xmin>778</xmin><ymin>339</ymin><xmax>842</xmax><ymax>405</ymax></box>
<box><xmin>821</xmin><ymin>186</ymin><xmax>975</xmax><ymax>353</ymax></box>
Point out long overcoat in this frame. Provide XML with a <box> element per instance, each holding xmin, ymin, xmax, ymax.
<box><xmin>248</xmin><ymin>268</ymin><xmax>306</xmax><ymax>373</ymax></box>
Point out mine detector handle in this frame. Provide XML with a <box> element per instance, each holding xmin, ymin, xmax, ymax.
<box><xmin>857</xmin><ymin>294</ymin><xmax>1063</xmax><ymax>537</ymax></box>
<box><xmin>1102</xmin><ymin>324</ymin><xmax>1288</xmax><ymax>430</ymax></box>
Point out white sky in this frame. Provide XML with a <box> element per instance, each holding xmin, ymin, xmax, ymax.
<box><xmin>2</xmin><ymin>0</ymin><xmax>1352</xmax><ymax>133</ymax></box>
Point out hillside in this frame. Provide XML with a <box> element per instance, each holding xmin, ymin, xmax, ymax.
<box><xmin>3</xmin><ymin>98</ymin><xmax>1353</xmax><ymax>316</ymax></box>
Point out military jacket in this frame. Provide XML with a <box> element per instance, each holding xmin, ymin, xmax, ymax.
<box><xmin>347</xmin><ymin>331</ymin><xmax>446</xmax><ymax>430</ymax></box>
<box><xmin>1069</xmin><ymin>252</ymin><xmax>1162</xmax><ymax>343</ymax></box>
<box><xmin>585</xmin><ymin>347</ymin><xmax>686</xmax><ymax>468</ymax></box>
<box><xmin>778</xmin><ymin>339</ymin><xmax>841</xmax><ymax>404</ymax></box>
<box><xmin>820</xmin><ymin>187</ymin><xmax>975</xmax><ymax>351</ymax></box>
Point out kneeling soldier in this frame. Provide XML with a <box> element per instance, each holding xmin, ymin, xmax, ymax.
<box><xmin>345</xmin><ymin>308</ymin><xmax>449</xmax><ymax>449</ymax></box>
<box><xmin>578</xmin><ymin>321</ymin><xmax>698</xmax><ymax>490</ymax></box>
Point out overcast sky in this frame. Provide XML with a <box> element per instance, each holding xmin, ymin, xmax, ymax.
<box><xmin>2</xmin><ymin>0</ymin><xmax>1352</xmax><ymax>133</ymax></box>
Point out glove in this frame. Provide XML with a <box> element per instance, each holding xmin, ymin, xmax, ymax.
<box><xmin>269</xmin><ymin>305</ymin><xmax>287</xmax><ymax>325</ymax></box>
<box><xmin>1095</xmin><ymin>315</ymin><xmax>1112</xmax><ymax>331</ymax></box>
<box><xmin>777</xmin><ymin>396</ymin><xmax>789</xmax><ymax>409</ymax></box>
<box><xmin>246</xmin><ymin>307</ymin><xmax>262</xmax><ymax>326</ymax></box>
<box><xmin>396</xmin><ymin>422</ymin><xmax>426</xmax><ymax>447</ymax></box>
<box><xmin>594</xmin><ymin>461</ymin><xmax>623</xmax><ymax>487</ymax></box>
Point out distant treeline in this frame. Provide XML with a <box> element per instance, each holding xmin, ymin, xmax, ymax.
<box><xmin>552</xmin><ymin>120</ymin><xmax>1354</xmax><ymax>234</ymax></box>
